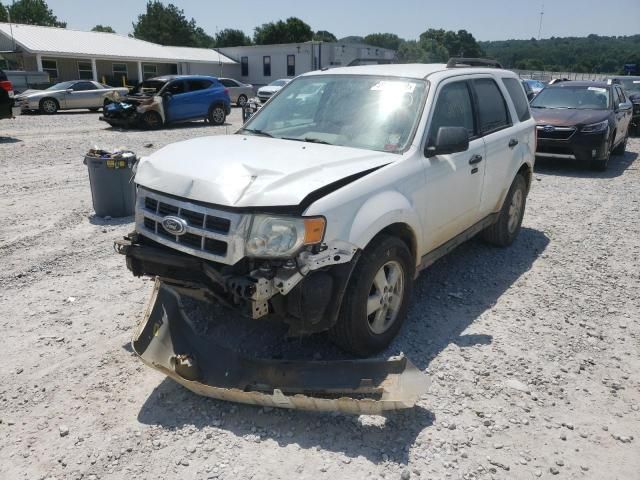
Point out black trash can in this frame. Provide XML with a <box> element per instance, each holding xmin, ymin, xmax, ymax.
<box><xmin>84</xmin><ymin>149</ymin><xmax>137</xmax><ymax>218</ymax></box>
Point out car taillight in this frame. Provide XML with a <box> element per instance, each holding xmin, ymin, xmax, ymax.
<box><xmin>224</xmin><ymin>88</ymin><xmax>229</xmax><ymax>95</ymax></box>
<box><xmin>0</xmin><ymin>80</ymin><xmax>13</xmax><ymax>93</ymax></box>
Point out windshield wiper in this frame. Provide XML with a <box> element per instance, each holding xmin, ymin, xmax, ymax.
<box><xmin>239</xmin><ymin>128</ymin><xmax>273</xmax><ymax>138</ymax></box>
<box><xmin>281</xmin><ymin>136</ymin><xmax>332</xmax><ymax>145</ymax></box>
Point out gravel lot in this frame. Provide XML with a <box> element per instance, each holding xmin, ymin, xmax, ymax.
<box><xmin>1</xmin><ymin>109</ymin><xmax>639</xmax><ymax>480</ymax></box>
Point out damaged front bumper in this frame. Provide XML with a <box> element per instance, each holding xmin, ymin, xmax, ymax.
<box><xmin>133</xmin><ymin>280</ymin><xmax>430</xmax><ymax>413</ymax></box>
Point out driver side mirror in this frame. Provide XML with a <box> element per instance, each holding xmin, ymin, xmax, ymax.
<box><xmin>425</xmin><ymin>126</ymin><xmax>470</xmax><ymax>157</ymax></box>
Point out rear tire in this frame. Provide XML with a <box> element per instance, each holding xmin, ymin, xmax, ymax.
<box><xmin>39</xmin><ymin>98</ymin><xmax>58</xmax><ymax>114</ymax></box>
<box><xmin>330</xmin><ymin>235</ymin><xmax>414</xmax><ymax>357</ymax></box>
<box><xmin>208</xmin><ymin>104</ymin><xmax>226</xmax><ymax>126</ymax></box>
<box><xmin>141</xmin><ymin>111</ymin><xmax>163</xmax><ymax>130</ymax></box>
<box><xmin>482</xmin><ymin>174</ymin><xmax>527</xmax><ymax>247</ymax></box>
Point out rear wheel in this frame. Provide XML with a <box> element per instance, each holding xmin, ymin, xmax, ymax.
<box><xmin>208</xmin><ymin>105</ymin><xmax>226</xmax><ymax>126</ymax></box>
<box><xmin>141</xmin><ymin>111</ymin><xmax>163</xmax><ymax>130</ymax></box>
<box><xmin>330</xmin><ymin>235</ymin><xmax>414</xmax><ymax>357</ymax></box>
<box><xmin>237</xmin><ymin>95</ymin><xmax>248</xmax><ymax>108</ymax></box>
<box><xmin>482</xmin><ymin>174</ymin><xmax>527</xmax><ymax>247</ymax></box>
<box><xmin>39</xmin><ymin>98</ymin><xmax>58</xmax><ymax>114</ymax></box>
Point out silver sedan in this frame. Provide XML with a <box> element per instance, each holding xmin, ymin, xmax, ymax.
<box><xmin>15</xmin><ymin>80</ymin><xmax>129</xmax><ymax>114</ymax></box>
<box><xmin>218</xmin><ymin>78</ymin><xmax>254</xmax><ymax>107</ymax></box>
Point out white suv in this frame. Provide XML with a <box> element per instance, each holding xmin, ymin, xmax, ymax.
<box><xmin>120</xmin><ymin>61</ymin><xmax>535</xmax><ymax>358</ymax></box>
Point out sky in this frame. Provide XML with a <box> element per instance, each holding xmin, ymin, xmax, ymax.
<box><xmin>32</xmin><ymin>0</ymin><xmax>640</xmax><ymax>42</ymax></box>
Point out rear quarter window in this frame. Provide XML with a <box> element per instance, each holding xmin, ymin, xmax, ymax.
<box><xmin>502</xmin><ymin>77</ymin><xmax>531</xmax><ymax>122</ymax></box>
<box><xmin>472</xmin><ymin>78</ymin><xmax>511</xmax><ymax>134</ymax></box>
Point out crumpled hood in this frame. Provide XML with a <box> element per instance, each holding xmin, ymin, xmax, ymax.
<box><xmin>135</xmin><ymin>135</ymin><xmax>394</xmax><ymax>207</ymax></box>
<box><xmin>531</xmin><ymin>107</ymin><xmax>609</xmax><ymax>128</ymax></box>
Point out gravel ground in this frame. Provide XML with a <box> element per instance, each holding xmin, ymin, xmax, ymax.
<box><xmin>1</xmin><ymin>110</ymin><xmax>638</xmax><ymax>480</ymax></box>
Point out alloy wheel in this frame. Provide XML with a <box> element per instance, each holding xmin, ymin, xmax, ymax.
<box><xmin>366</xmin><ymin>260</ymin><xmax>405</xmax><ymax>334</ymax></box>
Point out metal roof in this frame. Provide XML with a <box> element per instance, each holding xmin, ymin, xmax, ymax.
<box><xmin>0</xmin><ymin>23</ymin><xmax>236</xmax><ymax>64</ymax></box>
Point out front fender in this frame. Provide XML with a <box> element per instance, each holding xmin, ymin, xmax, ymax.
<box><xmin>348</xmin><ymin>190</ymin><xmax>421</xmax><ymax>265</ymax></box>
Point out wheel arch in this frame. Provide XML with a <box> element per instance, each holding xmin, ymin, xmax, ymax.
<box><xmin>347</xmin><ymin>190</ymin><xmax>422</xmax><ymax>267</ymax></box>
<box><xmin>39</xmin><ymin>96</ymin><xmax>60</xmax><ymax>111</ymax></box>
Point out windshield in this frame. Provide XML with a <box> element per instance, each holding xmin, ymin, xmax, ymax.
<box><xmin>47</xmin><ymin>81</ymin><xmax>75</xmax><ymax>91</ymax></box>
<box><xmin>269</xmin><ymin>80</ymin><xmax>289</xmax><ymax>87</ymax></box>
<box><xmin>242</xmin><ymin>75</ymin><xmax>428</xmax><ymax>153</ymax></box>
<box><xmin>619</xmin><ymin>79</ymin><xmax>640</xmax><ymax>95</ymax></box>
<box><xmin>530</xmin><ymin>86</ymin><xmax>610</xmax><ymax>110</ymax></box>
<box><xmin>526</xmin><ymin>80</ymin><xmax>545</xmax><ymax>89</ymax></box>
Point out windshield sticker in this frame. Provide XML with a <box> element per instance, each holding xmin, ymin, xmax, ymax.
<box><xmin>588</xmin><ymin>87</ymin><xmax>607</xmax><ymax>93</ymax></box>
<box><xmin>371</xmin><ymin>81</ymin><xmax>416</xmax><ymax>93</ymax></box>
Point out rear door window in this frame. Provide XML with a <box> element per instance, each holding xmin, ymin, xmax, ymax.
<box><xmin>502</xmin><ymin>77</ymin><xmax>531</xmax><ymax>122</ymax></box>
<box><xmin>472</xmin><ymin>78</ymin><xmax>511</xmax><ymax>134</ymax></box>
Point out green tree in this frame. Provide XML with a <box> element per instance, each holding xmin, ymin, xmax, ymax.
<box><xmin>0</xmin><ymin>2</ymin><xmax>7</xmax><ymax>22</ymax></box>
<box><xmin>313</xmin><ymin>30</ymin><xmax>337</xmax><ymax>42</ymax></box>
<box><xmin>339</xmin><ymin>36</ymin><xmax>364</xmax><ymax>43</ymax></box>
<box><xmin>397</xmin><ymin>40</ymin><xmax>448</xmax><ymax>63</ymax></box>
<box><xmin>132</xmin><ymin>1</ymin><xmax>214</xmax><ymax>47</ymax></box>
<box><xmin>363</xmin><ymin>33</ymin><xmax>403</xmax><ymax>51</ymax></box>
<box><xmin>8</xmin><ymin>0</ymin><xmax>66</xmax><ymax>27</ymax></box>
<box><xmin>254</xmin><ymin>17</ymin><xmax>313</xmax><ymax>45</ymax></box>
<box><xmin>214</xmin><ymin>28</ymin><xmax>252</xmax><ymax>47</ymax></box>
<box><xmin>91</xmin><ymin>25</ymin><xmax>116</xmax><ymax>33</ymax></box>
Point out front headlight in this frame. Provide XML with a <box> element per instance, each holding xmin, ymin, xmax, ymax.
<box><xmin>581</xmin><ymin>120</ymin><xmax>608</xmax><ymax>133</ymax></box>
<box><xmin>246</xmin><ymin>215</ymin><xmax>326</xmax><ymax>258</ymax></box>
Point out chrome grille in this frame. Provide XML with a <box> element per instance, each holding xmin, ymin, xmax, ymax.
<box><xmin>136</xmin><ymin>188</ymin><xmax>249</xmax><ymax>264</ymax></box>
<box><xmin>536</xmin><ymin>125</ymin><xmax>576</xmax><ymax>140</ymax></box>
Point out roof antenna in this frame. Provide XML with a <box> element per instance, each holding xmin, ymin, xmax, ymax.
<box><xmin>537</xmin><ymin>4</ymin><xmax>544</xmax><ymax>40</ymax></box>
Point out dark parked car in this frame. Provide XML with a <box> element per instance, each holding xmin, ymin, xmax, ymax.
<box><xmin>608</xmin><ymin>76</ymin><xmax>640</xmax><ymax>135</ymax></box>
<box><xmin>100</xmin><ymin>75</ymin><xmax>231</xmax><ymax>129</ymax></box>
<box><xmin>530</xmin><ymin>81</ymin><xmax>632</xmax><ymax>170</ymax></box>
<box><xmin>521</xmin><ymin>80</ymin><xmax>536</xmax><ymax>101</ymax></box>
<box><xmin>0</xmin><ymin>69</ymin><xmax>20</xmax><ymax>120</ymax></box>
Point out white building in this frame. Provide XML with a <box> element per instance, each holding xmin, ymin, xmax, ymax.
<box><xmin>0</xmin><ymin>23</ymin><xmax>239</xmax><ymax>85</ymax></box>
<box><xmin>219</xmin><ymin>42</ymin><xmax>396</xmax><ymax>87</ymax></box>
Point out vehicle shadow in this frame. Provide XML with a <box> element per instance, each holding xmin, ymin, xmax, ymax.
<box><xmin>138</xmin><ymin>377</ymin><xmax>434</xmax><ymax>465</ymax></box>
<box><xmin>535</xmin><ymin>150</ymin><xmax>637</xmax><ymax>179</ymax></box>
<box><xmin>0</xmin><ymin>136</ymin><xmax>22</xmax><ymax>144</ymax></box>
<box><xmin>136</xmin><ymin>226</ymin><xmax>548</xmax><ymax>465</ymax></box>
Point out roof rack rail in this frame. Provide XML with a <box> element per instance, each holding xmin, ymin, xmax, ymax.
<box><xmin>446</xmin><ymin>57</ymin><xmax>503</xmax><ymax>69</ymax></box>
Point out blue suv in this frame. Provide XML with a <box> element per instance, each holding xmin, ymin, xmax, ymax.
<box><xmin>101</xmin><ymin>75</ymin><xmax>231</xmax><ymax>129</ymax></box>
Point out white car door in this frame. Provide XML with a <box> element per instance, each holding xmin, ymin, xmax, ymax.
<box><xmin>419</xmin><ymin>77</ymin><xmax>487</xmax><ymax>253</ymax></box>
<box><xmin>472</xmin><ymin>76</ymin><xmax>526</xmax><ymax>217</ymax></box>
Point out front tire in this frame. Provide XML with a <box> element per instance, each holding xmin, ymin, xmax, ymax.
<box><xmin>141</xmin><ymin>111</ymin><xmax>163</xmax><ymax>130</ymax></box>
<box><xmin>590</xmin><ymin>136</ymin><xmax>611</xmax><ymax>171</ymax></box>
<box><xmin>612</xmin><ymin>129</ymin><xmax>628</xmax><ymax>155</ymax></box>
<box><xmin>330</xmin><ymin>235</ymin><xmax>414</xmax><ymax>357</ymax></box>
<box><xmin>482</xmin><ymin>174</ymin><xmax>527</xmax><ymax>247</ymax></box>
<box><xmin>208</xmin><ymin>105</ymin><xmax>226</xmax><ymax>125</ymax></box>
<box><xmin>39</xmin><ymin>98</ymin><xmax>58</xmax><ymax>114</ymax></box>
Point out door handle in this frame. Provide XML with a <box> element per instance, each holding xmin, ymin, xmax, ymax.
<box><xmin>469</xmin><ymin>154</ymin><xmax>483</xmax><ymax>165</ymax></box>
<box><xmin>508</xmin><ymin>138</ymin><xmax>519</xmax><ymax>148</ymax></box>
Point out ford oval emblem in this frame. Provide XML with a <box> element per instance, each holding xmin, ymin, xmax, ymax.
<box><xmin>161</xmin><ymin>216</ymin><xmax>188</xmax><ymax>236</ymax></box>
<box><xmin>543</xmin><ymin>125</ymin><xmax>555</xmax><ymax>133</ymax></box>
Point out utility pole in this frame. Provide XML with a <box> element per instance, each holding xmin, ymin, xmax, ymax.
<box><xmin>537</xmin><ymin>4</ymin><xmax>544</xmax><ymax>40</ymax></box>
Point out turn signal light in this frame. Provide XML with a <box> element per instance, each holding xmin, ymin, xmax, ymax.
<box><xmin>303</xmin><ymin>217</ymin><xmax>326</xmax><ymax>244</ymax></box>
